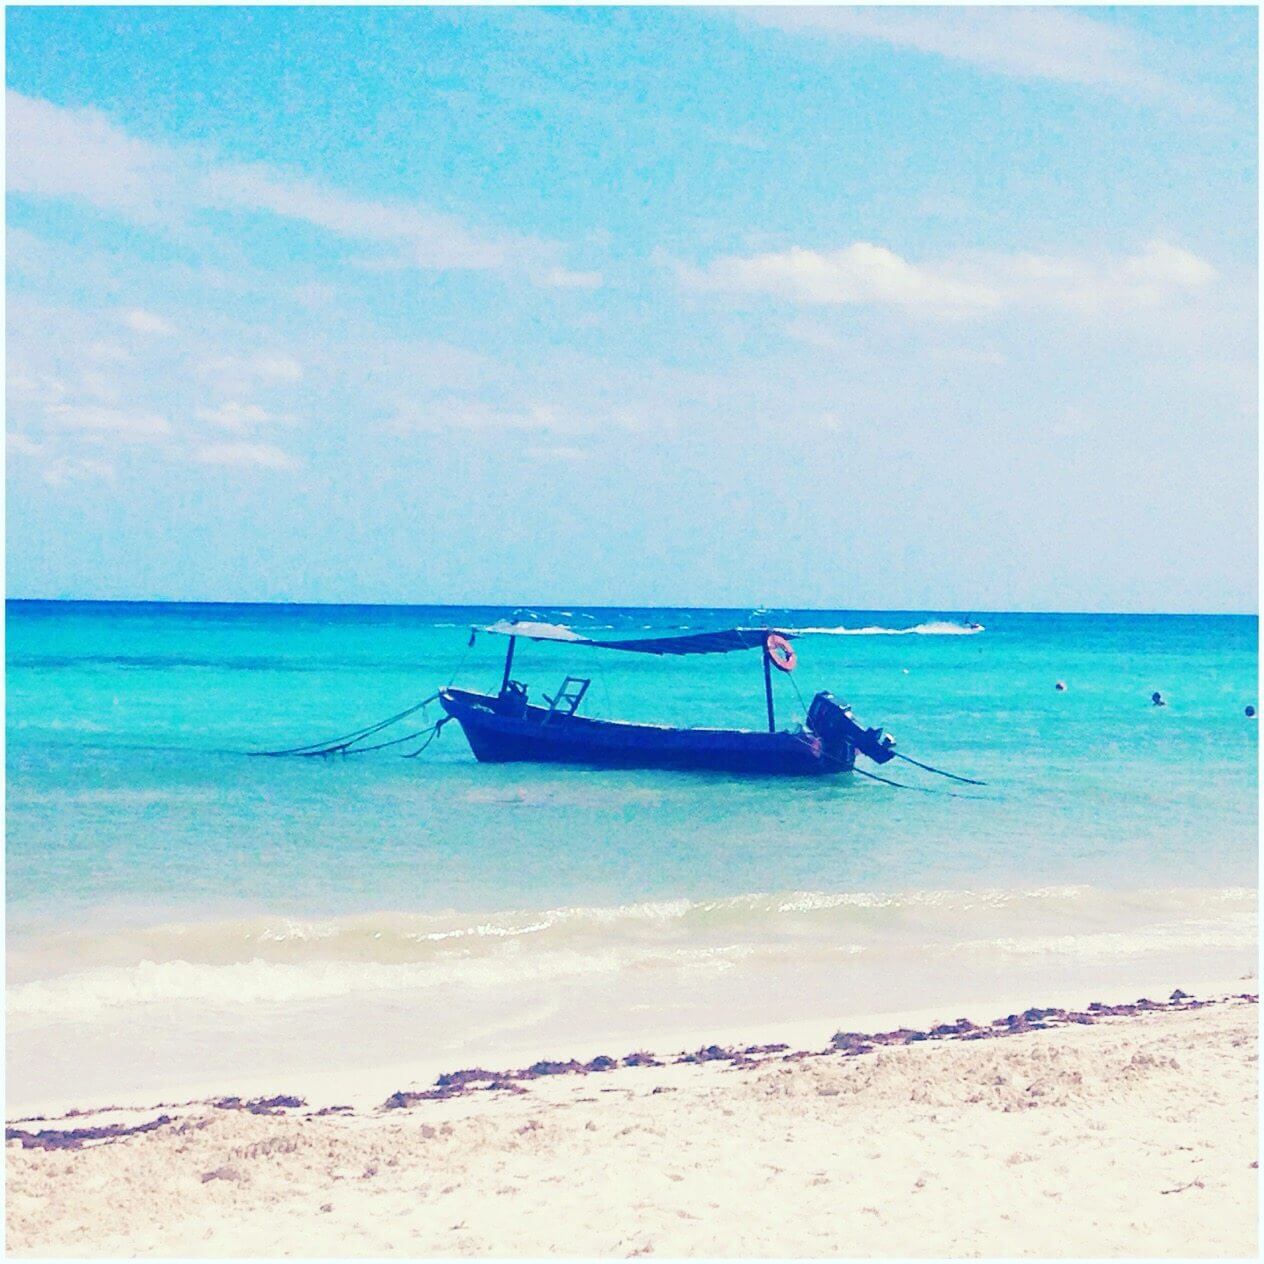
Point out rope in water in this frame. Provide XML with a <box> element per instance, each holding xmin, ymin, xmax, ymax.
<box><xmin>852</xmin><ymin>765</ymin><xmax>987</xmax><ymax>799</ymax></box>
<box><xmin>892</xmin><ymin>751</ymin><xmax>987</xmax><ymax>785</ymax></box>
<box><xmin>402</xmin><ymin>717</ymin><xmax>451</xmax><ymax>758</ymax></box>
<box><xmin>851</xmin><ymin>765</ymin><xmax>925</xmax><ymax>790</ymax></box>
<box><xmin>250</xmin><ymin>693</ymin><xmax>441</xmax><ymax>757</ymax></box>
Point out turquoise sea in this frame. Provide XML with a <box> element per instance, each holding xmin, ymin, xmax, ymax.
<box><xmin>5</xmin><ymin>602</ymin><xmax>1258</xmax><ymax>1110</ymax></box>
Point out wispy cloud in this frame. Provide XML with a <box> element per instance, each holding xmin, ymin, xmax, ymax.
<box><xmin>194</xmin><ymin>401</ymin><xmax>291</xmax><ymax>431</ymax></box>
<box><xmin>8</xmin><ymin>429</ymin><xmax>118</xmax><ymax>486</ymax></box>
<box><xmin>195</xmin><ymin>353</ymin><xmax>304</xmax><ymax>396</ymax></box>
<box><xmin>538</xmin><ymin>267</ymin><xmax>604</xmax><ymax>291</ymax></box>
<box><xmin>7</xmin><ymin>91</ymin><xmax>597</xmax><ymax>282</ymax></box>
<box><xmin>747</xmin><ymin>6</ymin><xmax>1195</xmax><ymax>105</ymax></box>
<box><xmin>7</xmin><ymin>293</ymin><xmax>309</xmax><ymax>485</ymax></box>
<box><xmin>204</xmin><ymin>163</ymin><xmax>511</xmax><ymax>271</ymax></box>
<box><xmin>389</xmin><ymin>397</ymin><xmax>593</xmax><ymax>435</ymax></box>
<box><xmin>194</xmin><ymin>441</ymin><xmax>298</xmax><ymax>471</ymax></box>
<box><xmin>978</xmin><ymin>239</ymin><xmax>1217</xmax><ymax>313</ymax></box>
<box><xmin>7</xmin><ymin>433</ymin><xmax>46</xmax><ymax>457</ymax></box>
<box><xmin>6</xmin><ymin>91</ymin><xmax>188</xmax><ymax>222</ymax></box>
<box><xmin>527</xmin><ymin>443</ymin><xmax>587</xmax><ymax>463</ymax></box>
<box><xmin>679</xmin><ymin>238</ymin><xmax>1217</xmax><ymax>320</ymax></box>
<box><xmin>121</xmin><ymin>308</ymin><xmax>176</xmax><ymax>336</ymax></box>
<box><xmin>44</xmin><ymin>403</ymin><xmax>172</xmax><ymax>440</ymax></box>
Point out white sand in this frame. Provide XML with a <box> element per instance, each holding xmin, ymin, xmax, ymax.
<box><xmin>7</xmin><ymin>999</ymin><xmax>1257</xmax><ymax>1258</ymax></box>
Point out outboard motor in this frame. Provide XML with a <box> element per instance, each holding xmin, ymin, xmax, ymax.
<box><xmin>807</xmin><ymin>691</ymin><xmax>896</xmax><ymax>765</ymax></box>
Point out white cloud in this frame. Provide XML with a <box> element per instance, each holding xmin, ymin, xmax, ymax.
<box><xmin>6</xmin><ymin>92</ymin><xmax>188</xmax><ymax>221</ymax></box>
<box><xmin>682</xmin><ymin>238</ymin><xmax>1217</xmax><ymax>320</ymax></box>
<box><xmin>121</xmin><ymin>308</ymin><xmax>175</xmax><ymax>336</ymax></box>
<box><xmin>964</xmin><ymin>239</ymin><xmax>1218</xmax><ymax>314</ymax></box>
<box><xmin>9</xmin><ymin>426</ymin><xmax>118</xmax><ymax>485</ymax></box>
<box><xmin>44</xmin><ymin>403</ymin><xmax>171</xmax><ymax>440</ymax></box>
<box><xmin>7</xmin><ymin>432</ymin><xmax>45</xmax><ymax>457</ymax></box>
<box><xmin>41</xmin><ymin>456</ymin><xmax>117</xmax><ymax>487</ymax></box>
<box><xmin>253</xmin><ymin>355</ymin><xmax>304</xmax><ymax>383</ymax></box>
<box><xmin>1121</xmin><ymin>239</ymin><xmax>1218</xmax><ymax>288</ymax></box>
<box><xmin>195</xmin><ymin>401</ymin><xmax>285</xmax><ymax>431</ymax></box>
<box><xmin>205</xmin><ymin>163</ymin><xmax>509</xmax><ymax>270</ymax></box>
<box><xmin>926</xmin><ymin>345</ymin><xmax>1006</xmax><ymax>368</ymax></box>
<box><xmin>538</xmin><ymin>267</ymin><xmax>604</xmax><ymax>290</ymax></box>
<box><xmin>7</xmin><ymin>91</ymin><xmax>589</xmax><ymax>279</ymax></box>
<box><xmin>194</xmin><ymin>441</ymin><xmax>298</xmax><ymax>470</ymax></box>
<box><xmin>683</xmin><ymin>242</ymin><xmax>1001</xmax><ymax>317</ymax></box>
<box><xmin>87</xmin><ymin>340</ymin><xmax>132</xmax><ymax>364</ymax></box>
<box><xmin>748</xmin><ymin>7</ymin><xmax>1189</xmax><ymax>103</ymax></box>
<box><xmin>197</xmin><ymin>353</ymin><xmax>304</xmax><ymax>394</ymax></box>
<box><xmin>8</xmin><ymin>369</ymin><xmax>69</xmax><ymax>406</ymax></box>
<box><xmin>390</xmin><ymin>397</ymin><xmax>590</xmax><ymax>434</ymax></box>
<box><xmin>527</xmin><ymin>443</ymin><xmax>587</xmax><ymax>463</ymax></box>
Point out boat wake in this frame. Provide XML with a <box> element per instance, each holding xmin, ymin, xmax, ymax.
<box><xmin>786</xmin><ymin>620</ymin><xmax>985</xmax><ymax>636</ymax></box>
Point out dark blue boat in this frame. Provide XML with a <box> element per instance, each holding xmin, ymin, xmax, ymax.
<box><xmin>438</xmin><ymin>621</ymin><xmax>897</xmax><ymax>777</ymax></box>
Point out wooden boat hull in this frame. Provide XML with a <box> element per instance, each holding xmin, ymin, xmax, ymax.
<box><xmin>438</xmin><ymin>688</ymin><xmax>852</xmax><ymax>776</ymax></box>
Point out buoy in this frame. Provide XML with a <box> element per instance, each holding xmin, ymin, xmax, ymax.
<box><xmin>1055</xmin><ymin>681</ymin><xmax>1067</xmax><ymax>692</ymax></box>
<box><xmin>1246</xmin><ymin>705</ymin><xmax>1256</xmax><ymax>718</ymax></box>
<box><xmin>764</xmin><ymin>633</ymin><xmax>796</xmax><ymax>673</ymax></box>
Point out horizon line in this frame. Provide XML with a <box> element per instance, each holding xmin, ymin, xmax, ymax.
<box><xmin>4</xmin><ymin>596</ymin><xmax>1258</xmax><ymax>619</ymax></box>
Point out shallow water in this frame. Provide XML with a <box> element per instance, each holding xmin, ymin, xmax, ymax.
<box><xmin>5</xmin><ymin>601</ymin><xmax>1258</xmax><ymax>1109</ymax></box>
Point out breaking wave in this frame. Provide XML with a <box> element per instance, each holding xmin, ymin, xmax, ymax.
<box><xmin>8</xmin><ymin>886</ymin><xmax>1253</xmax><ymax>1024</ymax></box>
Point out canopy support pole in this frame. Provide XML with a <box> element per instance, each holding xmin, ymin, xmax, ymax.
<box><xmin>501</xmin><ymin>636</ymin><xmax>516</xmax><ymax>694</ymax></box>
<box><xmin>763</xmin><ymin>649</ymin><xmax>776</xmax><ymax>733</ymax></box>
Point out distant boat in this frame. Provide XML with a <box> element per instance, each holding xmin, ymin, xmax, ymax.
<box><xmin>439</xmin><ymin>621</ymin><xmax>897</xmax><ymax>777</ymax></box>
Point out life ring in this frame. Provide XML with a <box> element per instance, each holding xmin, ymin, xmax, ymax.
<box><xmin>765</xmin><ymin>633</ymin><xmax>796</xmax><ymax>673</ymax></box>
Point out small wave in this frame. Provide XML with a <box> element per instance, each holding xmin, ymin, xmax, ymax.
<box><xmin>7</xmin><ymin>884</ymin><xmax>1254</xmax><ymax>1028</ymax></box>
<box><xmin>955</xmin><ymin>922</ymin><xmax>1258</xmax><ymax>959</ymax></box>
<box><xmin>8</xmin><ymin>896</ymin><xmax>1253</xmax><ymax>1025</ymax></box>
<box><xmin>786</xmin><ymin>621</ymin><xmax>985</xmax><ymax>636</ymax></box>
<box><xmin>9</xmin><ymin>886</ymin><xmax>1250</xmax><ymax>981</ymax></box>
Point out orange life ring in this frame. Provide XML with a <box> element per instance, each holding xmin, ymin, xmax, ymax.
<box><xmin>765</xmin><ymin>633</ymin><xmax>796</xmax><ymax>673</ymax></box>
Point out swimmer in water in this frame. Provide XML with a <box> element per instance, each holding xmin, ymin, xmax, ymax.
<box><xmin>1055</xmin><ymin>681</ymin><xmax>1067</xmax><ymax>692</ymax></box>
<box><xmin>1247</xmin><ymin>705</ymin><xmax>1256</xmax><ymax>718</ymax></box>
<box><xmin>1151</xmin><ymin>691</ymin><xmax>1166</xmax><ymax>707</ymax></box>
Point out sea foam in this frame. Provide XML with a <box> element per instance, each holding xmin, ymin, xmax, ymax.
<box><xmin>8</xmin><ymin>886</ymin><xmax>1254</xmax><ymax>1023</ymax></box>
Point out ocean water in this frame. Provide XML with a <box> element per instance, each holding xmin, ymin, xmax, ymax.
<box><xmin>5</xmin><ymin>601</ymin><xmax>1258</xmax><ymax>1110</ymax></box>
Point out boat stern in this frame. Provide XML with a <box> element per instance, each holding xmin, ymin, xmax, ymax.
<box><xmin>806</xmin><ymin>691</ymin><xmax>895</xmax><ymax>766</ymax></box>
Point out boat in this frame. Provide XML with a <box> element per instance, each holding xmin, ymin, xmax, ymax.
<box><xmin>438</xmin><ymin>620</ymin><xmax>898</xmax><ymax>776</ymax></box>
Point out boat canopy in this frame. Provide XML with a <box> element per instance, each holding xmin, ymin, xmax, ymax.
<box><xmin>477</xmin><ymin>620</ymin><xmax>789</xmax><ymax>657</ymax></box>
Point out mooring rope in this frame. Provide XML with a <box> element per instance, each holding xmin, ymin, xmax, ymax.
<box><xmin>402</xmin><ymin>716</ymin><xmax>452</xmax><ymax>758</ymax></box>
<box><xmin>785</xmin><ymin>670</ymin><xmax>810</xmax><ymax>724</ymax></box>
<box><xmin>852</xmin><ymin>765</ymin><xmax>985</xmax><ymax>799</ymax></box>
<box><xmin>892</xmin><ymin>751</ymin><xmax>987</xmax><ymax>786</ymax></box>
<box><xmin>852</xmin><ymin>765</ymin><xmax>925</xmax><ymax>790</ymax></box>
<box><xmin>250</xmin><ymin>692</ymin><xmax>442</xmax><ymax>758</ymax></box>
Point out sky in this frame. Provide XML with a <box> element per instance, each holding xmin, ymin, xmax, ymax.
<box><xmin>5</xmin><ymin>4</ymin><xmax>1258</xmax><ymax>612</ymax></box>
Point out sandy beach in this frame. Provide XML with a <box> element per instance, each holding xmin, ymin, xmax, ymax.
<box><xmin>7</xmin><ymin>992</ymin><xmax>1257</xmax><ymax>1258</ymax></box>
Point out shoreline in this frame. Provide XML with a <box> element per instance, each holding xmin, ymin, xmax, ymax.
<box><xmin>8</xmin><ymin>880</ymin><xmax>1256</xmax><ymax>1121</ymax></box>
<box><xmin>7</xmin><ymin>967</ymin><xmax>1255</xmax><ymax>1122</ymax></box>
<box><xmin>9</xmin><ymin>987</ymin><xmax>1254</xmax><ymax>1130</ymax></box>
<box><xmin>7</xmin><ymin>989</ymin><xmax>1257</xmax><ymax>1258</ymax></box>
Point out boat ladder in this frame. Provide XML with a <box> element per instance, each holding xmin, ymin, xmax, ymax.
<box><xmin>543</xmin><ymin>676</ymin><xmax>591</xmax><ymax>722</ymax></box>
